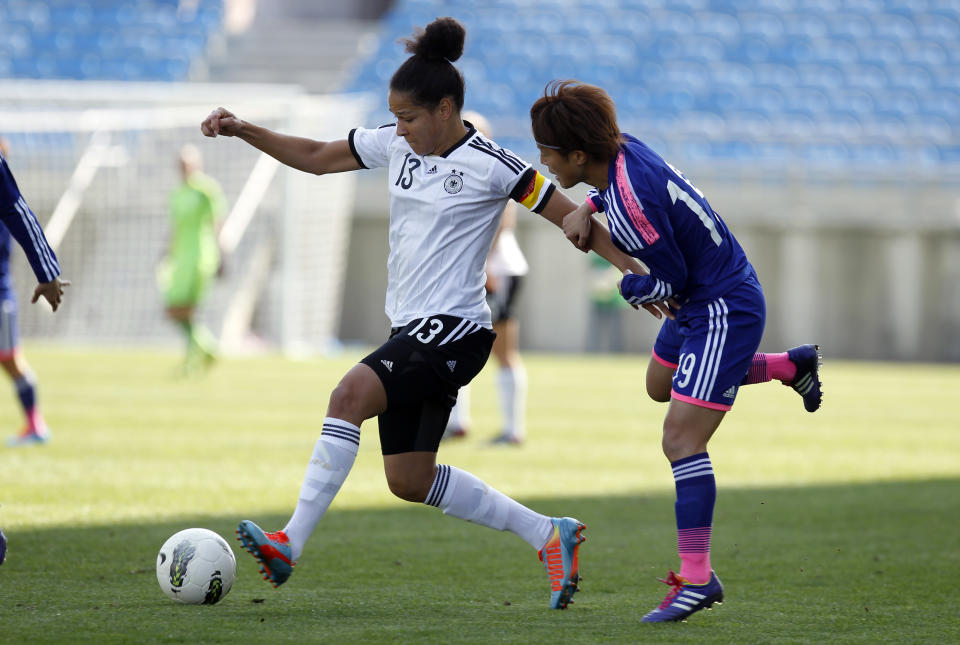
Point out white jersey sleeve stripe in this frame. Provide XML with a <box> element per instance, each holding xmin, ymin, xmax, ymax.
<box><xmin>20</xmin><ymin>197</ymin><xmax>60</xmax><ymax>278</ymax></box>
<box><xmin>16</xmin><ymin>197</ymin><xmax>57</xmax><ymax>280</ymax></box>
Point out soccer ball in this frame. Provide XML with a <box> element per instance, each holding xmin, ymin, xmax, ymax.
<box><xmin>156</xmin><ymin>528</ymin><xmax>237</xmax><ymax>604</ymax></box>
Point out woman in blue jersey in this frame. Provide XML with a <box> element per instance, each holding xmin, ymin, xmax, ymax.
<box><xmin>0</xmin><ymin>138</ymin><xmax>69</xmax><ymax>446</ymax></box>
<box><xmin>530</xmin><ymin>81</ymin><xmax>822</xmax><ymax>623</ymax></box>
<box><xmin>201</xmin><ymin>19</ymin><xmax>661</xmax><ymax>610</ymax></box>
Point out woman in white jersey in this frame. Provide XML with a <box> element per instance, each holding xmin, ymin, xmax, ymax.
<box><xmin>444</xmin><ymin>111</ymin><xmax>530</xmax><ymax>445</ymax></box>
<box><xmin>201</xmin><ymin>17</ymin><xmax>667</xmax><ymax>610</ymax></box>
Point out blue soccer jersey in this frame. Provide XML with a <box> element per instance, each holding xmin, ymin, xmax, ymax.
<box><xmin>0</xmin><ymin>152</ymin><xmax>60</xmax><ymax>285</ymax></box>
<box><xmin>589</xmin><ymin>135</ymin><xmax>765</xmax><ymax>410</ymax></box>
<box><xmin>588</xmin><ymin>134</ymin><xmax>753</xmax><ymax>311</ymax></box>
<box><xmin>0</xmin><ymin>223</ymin><xmax>12</xmax><ymax>298</ymax></box>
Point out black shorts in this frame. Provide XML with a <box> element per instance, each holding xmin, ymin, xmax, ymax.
<box><xmin>487</xmin><ymin>275</ymin><xmax>523</xmax><ymax>324</ymax></box>
<box><xmin>360</xmin><ymin>315</ymin><xmax>495</xmax><ymax>455</ymax></box>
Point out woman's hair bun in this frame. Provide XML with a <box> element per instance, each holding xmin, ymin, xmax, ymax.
<box><xmin>403</xmin><ymin>16</ymin><xmax>465</xmax><ymax>63</ymax></box>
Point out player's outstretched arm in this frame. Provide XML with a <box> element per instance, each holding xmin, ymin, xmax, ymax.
<box><xmin>201</xmin><ymin>107</ymin><xmax>361</xmax><ymax>175</ymax></box>
<box><xmin>32</xmin><ymin>277</ymin><xmax>70</xmax><ymax>312</ymax></box>
<box><xmin>538</xmin><ymin>190</ymin><xmax>675</xmax><ymax>320</ymax></box>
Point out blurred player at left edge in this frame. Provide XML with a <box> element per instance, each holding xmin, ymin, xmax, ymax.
<box><xmin>0</xmin><ymin>137</ymin><xmax>70</xmax><ymax>446</ymax></box>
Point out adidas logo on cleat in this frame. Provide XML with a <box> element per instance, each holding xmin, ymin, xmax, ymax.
<box><xmin>793</xmin><ymin>372</ymin><xmax>814</xmax><ymax>395</ymax></box>
<box><xmin>642</xmin><ymin>570</ymin><xmax>724</xmax><ymax>622</ymax></box>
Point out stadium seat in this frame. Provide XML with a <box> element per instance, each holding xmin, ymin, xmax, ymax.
<box><xmin>345</xmin><ymin>0</ymin><xmax>960</xmax><ymax>170</ymax></box>
<box><xmin>0</xmin><ymin>0</ymin><xmax>223</xmax><ymax>82</ymax></box>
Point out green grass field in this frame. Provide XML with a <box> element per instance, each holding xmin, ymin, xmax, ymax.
<box><xmin>1</xmin><ymin>345</ymin><xmax>958</xmax><ymax>644</ymax></box>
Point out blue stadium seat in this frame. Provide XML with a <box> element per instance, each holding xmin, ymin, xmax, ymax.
<box><xmin>856</xmin><ymin>38</ymin><xmax>904</xmax><ymax>66</ymax></box>
<box><xmin>826</xmin><ymin>11</ymin><xmax>873</xmax><ymax>39</ymax></box>
<box><xmin>345</xmin><ymin>0</ymin><xmax>959</xmax><ymax>171</ymax></box>
<box><xmin>794</xmin><ymin>63</ymin><xmax>844</xmax><ymax>89</ymax></box>
<box><xmin>901</xmin><ymin>39</ymin><xmax>948</xmax><ymax>66</ymax></box>
<box><xmin>0</xmin><ymin>0</ymin><xmax>223</xmax><ymax>81</ymax></box>
<box><xmin>915</xmin><ymin>12</ymin><xmax>960</xmax><ymax>42</ymax></box>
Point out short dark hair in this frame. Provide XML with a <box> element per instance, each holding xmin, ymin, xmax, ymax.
<box><xmin>530</xmin><ymin>80</ymin><xmax>623</xmax><ymax>161</ymax></box>
<box><xmin>390</xmin><ymin>17</ymin><xmax>466</xmax><ymax>110</ymax></box>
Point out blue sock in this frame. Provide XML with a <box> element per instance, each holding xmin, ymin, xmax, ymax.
<box><xmin>672</xmin><ymin>452</ymin><xmax>716</xmax><ymax>583</ymax></box>
<box><xmin>14</xmin><ymin>373</ymin><xmax>36</xmax><ymax>413</ymax></box>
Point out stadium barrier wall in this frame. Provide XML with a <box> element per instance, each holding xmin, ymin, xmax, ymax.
<box><xmin>345</xmin><ymin>168</ymin><xmax>960</xmax><ymax>362</ymax></box>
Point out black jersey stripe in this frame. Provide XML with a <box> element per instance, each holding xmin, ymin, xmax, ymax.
<box><xmin>347</xmin><ymin>128</ymin><xmax>368</xmax><ymax>169</ymax></box>
<box><xmin>467</xmin><ymin>140</ymin><xmax>525</xmax><ymax>174</ymax></box>
<box><xmin>468</xmin><ymin>140</ymin><xmax>525</xmax><ymax>173</ymax></box>
<box><xmin>470</xmin><ymin>138</ymin><xmax>526</xmax><ymax>173</ymax></box>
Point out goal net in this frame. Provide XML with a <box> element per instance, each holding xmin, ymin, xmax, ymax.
<box><xmin>0</xmin><ymin>80</ymin><xmax>371</xmax><ymax>354</ymax></box>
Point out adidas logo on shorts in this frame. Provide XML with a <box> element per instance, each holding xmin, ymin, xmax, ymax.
<box><xmin>723</xmin><ymin>385</ymin><xmax>737</xmax><ymax>398</ymax></box>
<box><xmin>446</xmin><ymin>360</ymin><xmax>456</xmax><ymax>372</ymax></box>
<box><xmin>381</xmin><ymin>360</ymin><xmax>393</xmax><ymax>372</ymax></box>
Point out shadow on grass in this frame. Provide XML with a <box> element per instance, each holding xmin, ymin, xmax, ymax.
<box><xmin>1</xmin><ymin>478</ymin><xmax>958</xmax><ymax>645</ymax></box>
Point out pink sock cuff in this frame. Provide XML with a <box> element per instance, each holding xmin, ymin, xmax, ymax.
<box><xmin>763</xmin><ymin>352</ymin><xmax>797</xmax><ymax>382</ymax></box>
<box><xmin>678</xmin><ymin>553</ymin><xmax>713</xmax><ymax>585</ymax></box>
<box><xmin>26</xmin><ymin>409</ymin><xmax>47</xmax><ymax>434</ymax></box>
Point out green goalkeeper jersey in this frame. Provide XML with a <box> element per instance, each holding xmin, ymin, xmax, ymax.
<box><xmin>168</xmin><ymin>171</ymin><xmax>225</xmax><ymax>273</ymax></box>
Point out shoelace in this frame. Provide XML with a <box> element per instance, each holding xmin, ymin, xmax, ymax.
<box><xmin>656</xmin><ymin>570</ymin><xmax>688</xmax><ymax>609</ymax></box>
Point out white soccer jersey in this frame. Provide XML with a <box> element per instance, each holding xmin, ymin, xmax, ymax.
<box><xmin>348</xmin><ymin>122</ymin><xmax>554</xmax><ymax>328</ymax></box>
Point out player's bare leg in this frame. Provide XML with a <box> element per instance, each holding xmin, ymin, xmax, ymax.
<box><xmin>661</xmin><ymin>399</ymin><xmax>724</xmax><ymax>463</ymax></box>
<box><xmin>645</xmin><ymin>354</ymin><xmax>675</xmax><ymax>403</ymax></box>
<box><xmin>382</xmin><ymin>451</ymin><xmax>437</xmax><ymax>502</ymax></box>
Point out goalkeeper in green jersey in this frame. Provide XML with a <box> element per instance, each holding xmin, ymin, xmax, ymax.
<box><xmin>158</xmin><ymin>144</ymin><xmax>225</xmax><ymax>374</ymax></box>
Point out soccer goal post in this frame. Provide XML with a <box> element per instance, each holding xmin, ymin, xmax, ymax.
<box><xmin>0</xmin><ymin>80</ymin><xmax>371</xmax><ymax>355</ymax></box>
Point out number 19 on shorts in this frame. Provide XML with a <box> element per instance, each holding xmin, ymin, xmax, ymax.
<box><xmin>673</xmin><ymin>353</ymin><xmax>697</xmax><ymax>389</ymax></box>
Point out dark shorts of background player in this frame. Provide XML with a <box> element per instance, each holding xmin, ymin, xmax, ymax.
<box><xmin>487</xmin><ymin>275</ymin><xmax>523</xmax><ymax>324</ymax></box>
<box><xmin>360</xmin><ymin>315</ymin><xmax>495</xmax><ymax>455</ymax></box>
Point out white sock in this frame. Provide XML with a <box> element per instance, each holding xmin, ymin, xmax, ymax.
<box><xmin>282</xmin><ymin>418</ymin><xmax>360</xmax><ymax>561</ymax></box>
<box><xmin>497</xmin><ymin>366</ymin><xmax>527</xmax><ymax>439</ymax></box>
<box><xmin>446</xmin><ymin>385</ymin><xmax>471</xmax><ymax>432</ymax></box>
<box><xmin>425</xmin><ymin>464</ymin><xmax>553</xmax><ymax>550</ymax></box>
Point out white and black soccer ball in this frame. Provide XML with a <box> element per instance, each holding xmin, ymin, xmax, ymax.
<box><xmin>156</xmin><ymin>528</ymin><xmax>236</xmax><ymax>605</ymax></box>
